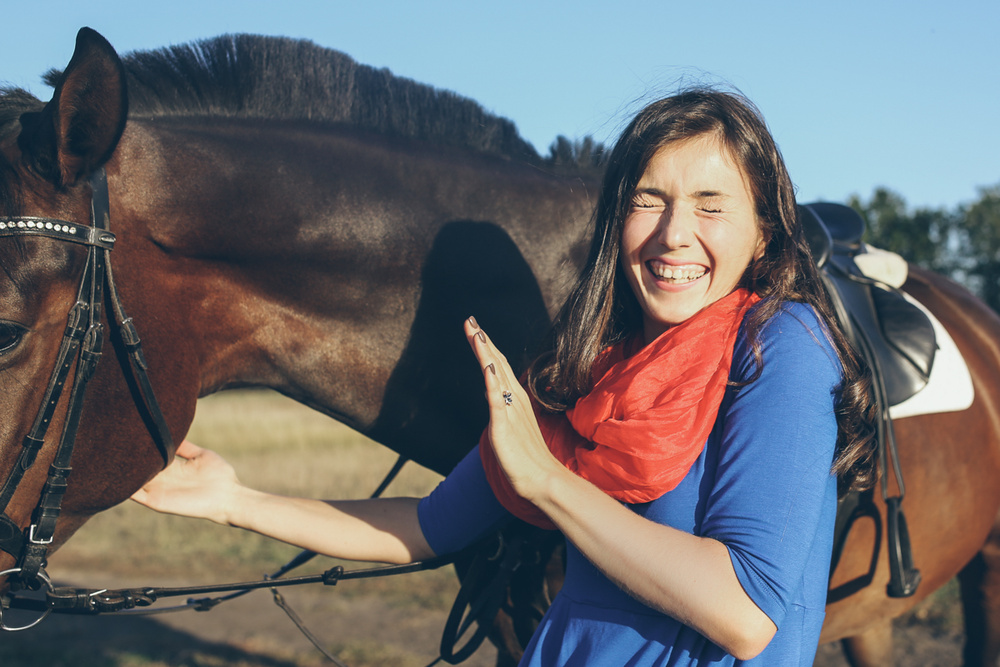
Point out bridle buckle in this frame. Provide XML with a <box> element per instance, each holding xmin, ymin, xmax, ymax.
<box><xmin>27</xmin><ymin>525</ymin><xmax>53</xmax><ymax>546</ymax></box>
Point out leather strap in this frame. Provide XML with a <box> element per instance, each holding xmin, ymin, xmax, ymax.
<box><xmin>0</xmin><ymin>168</ymin><xmax>174</xmax><ymax>588</ymax></box>
<box><xmin>93</xmin><ymin>168</ymin><xmax>173</xmax><ymax>465</ymax></box>
<box><xmin>0</xmin><ymin>217</ymin><xmax>115</xmax><ymax>249</ymax></box>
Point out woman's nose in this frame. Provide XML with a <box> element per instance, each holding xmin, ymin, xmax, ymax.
<box><xmin>656</xmin><ymin>209</ymin><xmax>695</xmax><ymax>249</ymax></box>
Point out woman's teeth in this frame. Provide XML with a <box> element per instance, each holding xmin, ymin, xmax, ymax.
<box><xmin>648</xmin><ymin>262</ymin><xmax>706</xmax><ymax>283</ymax></box>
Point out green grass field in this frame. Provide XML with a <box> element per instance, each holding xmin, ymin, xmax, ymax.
<box><xmin>50</xmin><ymin>389</ymin><xmax>446</xmax><ymax>580</ymax></box>
<box><xmin>1</xmin><ymin>390</ymin><xmax>490</xmax><ymax>667</ymax></box>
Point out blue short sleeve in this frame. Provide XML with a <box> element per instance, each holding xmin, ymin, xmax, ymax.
<box><xmin>417</xmin><ymin>445</ymin><xmax>511</xmax><ymax>556</ymax></box>
<box><xmin>701</xmin><ymin>303</ymin><xmax>841</xmax><ymax>631</ymax></box>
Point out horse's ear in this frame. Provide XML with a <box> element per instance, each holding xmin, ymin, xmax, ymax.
<box><xmin>19</xmin><ymin>27</ymin><xmax>128</xmax><ymax>186</ymax></box>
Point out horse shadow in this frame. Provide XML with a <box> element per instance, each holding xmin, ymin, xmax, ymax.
<box><xmin>0</xmin><ymin>602</ymin><xmax>302</xmax><ymax>667</ymax></box>
<box><xmin>371</xmin><ymin>220</ymin><xmax>553</xmax><ymax>474</ymax></box>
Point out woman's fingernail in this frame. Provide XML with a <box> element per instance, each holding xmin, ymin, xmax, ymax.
<box><xmin>476</xmin><ymin>331</ymin><xmax>486</xmax><ymax>343</ymax></box>
<box><xmin>468</xmin><ymin>316</ymin><xmax>479</xmax><ymax>328</ymax></box>
<box><xmin>487</xmin><ymin>363</ymin><xmax>496</xmax><ymax>375</ymax></box>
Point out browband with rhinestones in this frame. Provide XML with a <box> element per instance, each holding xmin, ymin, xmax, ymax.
<box><xmin>0</xmin><ymin>217</ymin><xmax>115</xmax><ymax>249</ymax></box>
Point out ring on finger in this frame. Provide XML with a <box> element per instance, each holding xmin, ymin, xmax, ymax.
<box><xmin>502</xmin><ymin>391</ymin><xmax>513</xmax><ymax>406</ymax></box>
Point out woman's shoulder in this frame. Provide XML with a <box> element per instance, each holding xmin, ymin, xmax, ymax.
<box><xmin>753</xmin><ymin>301</ymin><xmax>834</xmax><ymax>350</ymax></box>
<box><xmin>759</xmin><ymin>300</ymin><xmax>827</xmax><ymax>336</ymax></box>
<box><xmin>735</xmin><ymin>300</ymin><xmax>841</xmax><ymax>382</ymax></box>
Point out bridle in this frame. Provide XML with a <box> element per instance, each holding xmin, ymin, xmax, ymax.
<box><xmin>0</xmin><ymin>168</ymin><xmax>173</xmax><ymax>610</ymax></box>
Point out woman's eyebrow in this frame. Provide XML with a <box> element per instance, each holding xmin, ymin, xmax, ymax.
<box><xmin>632</xmin><ymin>188</ymin><xmax>732</xmax><ymax>200</ymax></box>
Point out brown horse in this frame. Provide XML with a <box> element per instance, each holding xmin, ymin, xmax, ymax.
<box><xmin>1</xmin><ymin>28</ymin><xmax>999</xmax><ymax>666</ymax></box>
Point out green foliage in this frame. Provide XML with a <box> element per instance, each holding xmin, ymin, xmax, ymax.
<box><xmin>849</xmin><ymin>182</ymin><xmax>1000</xmax><ymax>313</ymax></box>
<box><xmin>545</xmin><ymin>134</ymin><xmax>607</xmax><ymax>178</ymax></box>
<box><xmin>958</xmin><ymin>184</ymin><xmax>1000</xmax><ymax>311</ymax></box>
<box><xmin>849</xmin><ymin>188</ymin><xmax>957</xmax><ymax>274</ymax></box>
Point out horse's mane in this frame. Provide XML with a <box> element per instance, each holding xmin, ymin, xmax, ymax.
<box><xmin>0</xmin><ymin>89</ymin><xmax>43</xmax><ymax>219</ymax></box>
<box><xmin>110</xmin><ymin>34</ymin><xmax>544</xmax><ymax>164</ymax></box>
<box><xmin>0</xmin><ymin>34</ymin><xmax>606</xmax><ymax>218</ymax></box>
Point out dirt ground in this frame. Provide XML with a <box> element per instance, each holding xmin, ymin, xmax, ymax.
<box><xmin>814</xmin><ymin>624</ymin><xmax>966</xmax><ymax>666</ymax></box>
<box><xmin>2</xmin><ymin>566</ymin><xmax>970</xmax><ymax>667</ymax></box>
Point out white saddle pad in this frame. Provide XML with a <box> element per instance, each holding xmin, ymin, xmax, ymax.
<box><xmin>888</xmin><ymin>293</ymin><xmax>974</xmax><ymax>420</ymax></box>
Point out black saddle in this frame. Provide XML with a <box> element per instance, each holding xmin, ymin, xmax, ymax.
<box><xmin>800</xmin><ymin>202</ymin><xmax>936</xmax><ymax>406</ymax></box>
<box><xmin>801</xmin><ymin>201</ymin><xmax>931</xmax><ymax>599</ymax></box>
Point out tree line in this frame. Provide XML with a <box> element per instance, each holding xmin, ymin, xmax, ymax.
<box><xmin>849</xmin><ymin>183</ymin><xmax>1000</xmax><ymax>313</ymax></box>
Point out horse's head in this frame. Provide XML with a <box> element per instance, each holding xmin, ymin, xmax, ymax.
<box><xmin>0</xmin><ymin>28</ymin><xmax>146</xmax><ymax>593</ymax></box>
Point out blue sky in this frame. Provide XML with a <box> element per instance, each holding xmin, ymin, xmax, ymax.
<box><xmin>3</xmin><ymin>1</ymin><xmax>997</xmax><ymax>210</ymax></box>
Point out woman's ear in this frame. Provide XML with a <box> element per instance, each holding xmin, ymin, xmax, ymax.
<box><xmin>753</xmin><ymin>226</ymin><xmax>770</xmax><ymax>262</ymax></box>
<box><xmin>742</xmin><ymin>229</ymin><xmax>769</xmax><ymax>287</ymax></box>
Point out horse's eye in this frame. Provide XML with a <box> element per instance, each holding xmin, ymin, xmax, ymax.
<box><xmin>0</xmin><ymin>321</ymin><xmax>25</xmax><ymax>355</ymax></box>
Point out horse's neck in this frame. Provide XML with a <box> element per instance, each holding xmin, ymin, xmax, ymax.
<box><xmin>110</xmin><ymin>119</ymin><xmax>593</xmax><ymax>436</ymax></box>
<box><xmin>121</xmin><ymin>118</ymin><xmax>591</xmax><ymax>282</ymax></box>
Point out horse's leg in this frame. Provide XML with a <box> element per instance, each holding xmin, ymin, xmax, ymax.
<box><xmin>841</xmin><ymin>618</ymin><xmax>894</xmax><ymax>667</ymax></box>
<box><xmin>959</xmin><ymin>518</ymin><xmax>1000</xmax><ymax>667</ymax></box>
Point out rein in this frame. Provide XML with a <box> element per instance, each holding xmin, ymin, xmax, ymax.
<box><xmin>5</xmin><ymin>553</ymin><xmax>457</xmax><ymax>616</ymax></box>
<box><xmin>0</xmin><ymin>168</ymin><xmax>173</xmax><ymax>594</ymax></box>
<box><xmin>0</xmin><ymin>529</ymin><xmax>517</xmax><ymax>667</ymax></box>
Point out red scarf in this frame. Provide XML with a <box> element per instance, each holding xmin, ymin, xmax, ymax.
<box><xmin>480</xmin><ymin>288</ymin><xmax>760</xmax><ymax>530</ymax></box>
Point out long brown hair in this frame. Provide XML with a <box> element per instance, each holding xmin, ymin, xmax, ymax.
<box><xmin>528</xmin><ymin>89</ymin><xmax>878</xmax><ymax>493</ymax></box>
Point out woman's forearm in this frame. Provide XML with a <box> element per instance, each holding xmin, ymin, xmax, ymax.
<box><xmin>532</xmin><ymin>468</ymin><xmax>776</xmax><ymax>660</ymax></box>
<box><xmin>224</xmin><ymin>487</ymin><xmax>434</xmax><ymax>564</ymax></box>
<box><xmin>133</xmin><ymin>440</ymin><xmax>435</xmax><ymax>565</ymax></box>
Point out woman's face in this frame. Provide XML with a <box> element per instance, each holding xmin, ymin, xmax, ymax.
<box><xmin>621</xmin><ymin>133</ymin><xmax>764</xmax><ymax>343</ymax></box>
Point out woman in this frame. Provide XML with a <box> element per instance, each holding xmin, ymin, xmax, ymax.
<box><xmin>133</xmin><ymin>89</ymin><xmax>877</xmax><ymax>665</ymax></box>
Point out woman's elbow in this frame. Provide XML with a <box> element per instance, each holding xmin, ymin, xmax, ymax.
<box><xmin>722</xmin><ymin>614</ymin><xmax>777</xmax><ymax>661</ymax></box>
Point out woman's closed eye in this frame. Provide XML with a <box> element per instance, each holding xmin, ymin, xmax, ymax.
<box><xmin>694</xmin><ymin>193</ymin><xmax>730</xmax><ymax>215</ymax></box>
<box><xmin>630</xmin><ymin>194</ymin><xmax>666</xmax><ymax>210</ymax></box>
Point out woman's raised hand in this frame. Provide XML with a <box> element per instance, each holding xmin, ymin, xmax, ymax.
<box><xmin>464</xmin><ymin>317</ymin><xmax>561</xmax><ymax>502</ymax></box>
<box><xmin>131</xmin><ymin>439</ymin><xmax>242</xmax><ymax>525</ymax></box>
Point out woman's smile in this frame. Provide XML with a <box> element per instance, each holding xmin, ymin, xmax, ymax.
<box><xmin>646</xmin><ymin>259</ymin><xmax>707</xmax><ymax>285</ymax></box>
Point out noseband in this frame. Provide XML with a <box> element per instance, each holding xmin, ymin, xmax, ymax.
<box><xmin>0</xmin><ymin>169</ymin><xmax>173</xmax><ymax>600</ymax></box>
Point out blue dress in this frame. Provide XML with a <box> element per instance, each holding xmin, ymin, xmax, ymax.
<box><xmin>418</xmin><ymin>303</ymin><xmax>841</xmax><ymax>665</ymax></box>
